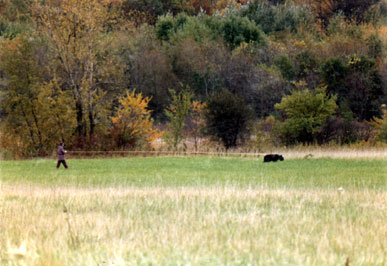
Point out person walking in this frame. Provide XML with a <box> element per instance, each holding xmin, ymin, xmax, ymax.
<box><xmin>57</xmin><ymin>142</ymin><xmax>68</xmax><ymax>169</ymax></box>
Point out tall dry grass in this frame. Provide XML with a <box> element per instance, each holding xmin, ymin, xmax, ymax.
<box><xmin>1</xmin><ymin>184</ymin><xmax>386</xmax><ymax>265</ymax></box>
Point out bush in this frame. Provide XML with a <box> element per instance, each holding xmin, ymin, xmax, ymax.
<box><xmin>204</xmin><ymin>89</ymin><xmax>252</xmax><ymax>150</ymax></box>
<box><xmin>111</xmin><ymin>90</ymin><xmax>162</xmax><ymax>150</ymax></box>
<box><xmin>275</xmin><ymin>87</ymin><xmax>337</xmax><ymax>145</ymax></box>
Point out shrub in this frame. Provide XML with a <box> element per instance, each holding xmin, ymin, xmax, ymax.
<box><xmin>275</xmin><ymin>87</ymin><xmax>337</xmax><ymax>145</ymax></box>
<box><xmin>204</xmin><ymin>89</ymin><xmax>252</xmax><ymax>150</ymax></box>
<box><xmin>111</xmin><ymin>90</ymin><xmax>162</xmax><ymax>150</ymax></box>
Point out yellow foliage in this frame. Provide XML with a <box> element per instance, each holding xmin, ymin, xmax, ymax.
<box><xmin>32</xmin><ymin>0</ymin><xmax>126</xmax><ymax>141</ymax></box>
<box><xmin>111</xmin><ymin>90</ymin><xmax>162</xmax><ymax>148</ymax></box>
<box><xmin>0</xmin><ymin>36</ymin><xmax>76</xmax><ymax>157</ymax></box>
<box><xmin>293</xmin><ymin>40</ymin><xmax>307</xmax><ymax>49</ymax></box>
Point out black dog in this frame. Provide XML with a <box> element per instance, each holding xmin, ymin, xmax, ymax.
<box><xmin>263</xmin><ymin>154</ymin><xmax>284</xmax><ymax>162</ymax></box>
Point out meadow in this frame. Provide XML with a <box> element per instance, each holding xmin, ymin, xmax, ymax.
<box><xmin>0</xmin><ymin>156</ymin><xmax>386</xmax><ymax>265</ymax></box>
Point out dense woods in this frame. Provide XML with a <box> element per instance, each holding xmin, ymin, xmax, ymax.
<box><xmin>0</xmin><ymin>0</ymin><xmax>386</xmax><ymax>157</ymax></box>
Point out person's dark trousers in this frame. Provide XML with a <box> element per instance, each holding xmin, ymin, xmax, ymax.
<box><xmin>57</xmin><ymin>160</ymin><xmax>68</xmax><ymax>169</ymax></box>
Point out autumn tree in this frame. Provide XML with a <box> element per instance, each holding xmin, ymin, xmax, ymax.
<box><xmin>0</xmin><ymin>36</ymin><xmax>75</xmax><ymax>157</ymax></box>
<box><xmin>111</xmin><ymin>90</ymin><xmax>162</xmax><ymax>149</ymax></box>
<box><xmin>32</xmin><ymin>0</ymin><xmax>125</xmax><ymax>147</ymax></box>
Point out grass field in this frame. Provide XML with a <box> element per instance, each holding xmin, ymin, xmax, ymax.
<box><xmin>1</xmin><ymin>156</ymin><xmax>386</xmax><ymax>265</ymax></box>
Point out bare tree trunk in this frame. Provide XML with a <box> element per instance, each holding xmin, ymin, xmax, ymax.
<box><xmin>89</xmin><ymin>108</ymin><xmax>95</xmax><ymax>141</ymax></box>
<box><xmin>31</xmin><ymin>106</ymin><xmax>45</xmax><ymax>155</ymax></box>
<box><xmin>75</xmin><ymin>98</ymin><xmax>86</xmax><ymax>138</ymax></box>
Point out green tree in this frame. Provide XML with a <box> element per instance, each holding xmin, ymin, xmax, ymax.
<box><xmin>164</xmin><ymin>88</ymin><xmax>193</xmax><ymax>150</ymax></box>
<box><xmin>220</xmin><ymin>15</ymin><xmax>265</xmax><ymax>48</ymax></box>
<box><xmin>321</xmin><ymin>57</ymin><xmax>348</xmax><ymax>101</ymax></box>
<box><xmin>345</xmin><ymin>55</ymin><xmax>384</xmax><ymax>121</ymax></box>
<box><xmin>321</xmin><ymin>55</ymin><xmax>385</xmax><ymax>121</ymax></box>
<box><xmin>275</xmin><ymin>87</ymin><xmax>337</xmax><ymax>145</ymax></box>
<box><xmin>204</xmin><ymin>89</ymin><xmax>252</xmax><ymax>150</ymax></box>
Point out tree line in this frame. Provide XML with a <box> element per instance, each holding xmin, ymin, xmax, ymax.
<box><xmin>0</xmin><ymin>0</ymin><xmax>386</xmax><ymax>157</ymax></box>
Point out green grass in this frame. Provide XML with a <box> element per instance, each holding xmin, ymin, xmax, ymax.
<box><xmin>1</xmin><ymin>157</ymin><xmax>386</xmax><ymax>189</ymax></box>
<box><xmin>0</xmin><ymin>157</ymin><xmax>386</xmax><ymax>265</ymax></box>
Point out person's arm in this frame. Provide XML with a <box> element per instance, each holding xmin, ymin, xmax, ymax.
<box><xmin>59</xmin><ymin>147</ymin><xmax>66</xmax><ymax>155</ymax></box>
